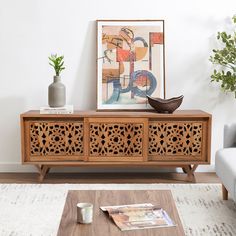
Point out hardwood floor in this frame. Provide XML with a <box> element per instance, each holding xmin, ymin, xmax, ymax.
<box><xmin>0</xmin><ymin>172</ymin><xmax>219</xmax><ymax>184</ymax></box>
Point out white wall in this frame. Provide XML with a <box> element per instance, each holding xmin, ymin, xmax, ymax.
<box><xmin>0</xmin><ymin>0</ymin><xmax>235</xmax><ymax>172</ymax></box>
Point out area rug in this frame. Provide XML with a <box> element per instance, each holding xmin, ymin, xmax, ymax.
<box><xmin>0</xmin><ymin>184</ymin><xmax>235</xmax><ymax>236</ymax></box>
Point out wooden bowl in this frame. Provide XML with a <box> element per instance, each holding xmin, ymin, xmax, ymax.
<box><xmin>147</xmin><ymin>95</ymin><xmax>184</xmax><ymax>113</ymax></box>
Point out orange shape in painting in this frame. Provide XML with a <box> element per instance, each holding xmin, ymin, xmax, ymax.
<box><xmin>150</xmin><ymin>32</ymin><xmax>164</xmax><ymax>46</ymax></box>
<box><xmin>102</xmin><ymin>63</ymin><xmax>124</xmax><ymax>83</ymax></box>
<box><xmin>135</xmin><ymin>47</ymin><xmax>148</xmax><ymax>61</ymax></box>
<box><xmin>102</xmin><ymin>34</ymin><xmax>123</xmax><ymax>49</ymax></box>
<box><xmin>102</xmin><ymin>69</ymin><xmax>119</xmax><ymax>83</ymax></box>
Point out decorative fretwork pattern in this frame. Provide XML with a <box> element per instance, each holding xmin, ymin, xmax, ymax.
<box><xmin>89</xmin><ymin>123</ymin><xmax>143</xmax><ymax>156</ymax></box>
<box><xmin>30</xmin><ymin>122</ymin><xmax>83</xmax><ymax>156</ymax></box>
<box><xmin>149</xmin><ymin>122</ymin><xmax>202</xmax><ymax>156</ymax></box>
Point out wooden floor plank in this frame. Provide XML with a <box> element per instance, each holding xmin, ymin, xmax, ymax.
<box><xmin>0</xmin><ymin>172</ymin><xmax>219</xmax><ymax>184</ymax></box>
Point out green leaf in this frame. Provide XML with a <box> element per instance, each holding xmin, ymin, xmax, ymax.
<box><xmin>209</xmin><ymin>15</ymin><xmax>236</xmax><ymax>97</ymax></box>
<box><xmin>48</xmin><ymin>53</ymin><xmax>65</xmax><ymax>76</ymax></box>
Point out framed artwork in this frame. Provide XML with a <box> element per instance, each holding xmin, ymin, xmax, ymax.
<box><xmin>97</xmin><ymin>20</ymin><xmax>165</xmax><ymax>110</ymax></box>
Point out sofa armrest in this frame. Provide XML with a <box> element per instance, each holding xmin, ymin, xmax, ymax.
<box><xmin>224</xmin><ymin>124</ymin><xmax>236</xmax><ymax>148</ymax></box>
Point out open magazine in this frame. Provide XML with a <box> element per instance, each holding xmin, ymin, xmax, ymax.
<box><xmin>100</xmin><ymin>203</ymin><xmax>176</xmax><ymax>231</ymax></box>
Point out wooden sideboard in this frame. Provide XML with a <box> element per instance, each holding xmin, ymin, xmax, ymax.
<box><xmin>20</xmin><ymin>110</ymin><xmax>212</xmax><ymax>181</ymax></box>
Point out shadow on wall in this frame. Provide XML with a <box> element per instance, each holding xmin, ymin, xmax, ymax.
<box><xmin>182</xmin><ymin>54</ymin><xmax>221</xmax><ymax>110</ymax></box>
<box><xmin>0</xmin><ymin>97</ymin><xmax>26</xmax><ymax>163</ymax></box>
<box><xmin>182</xmin><ymin>34</ymin><xmax>235</xmax><ymax>112</ymax></box>
<box><xmin>72</xmin><ymin>21</ymin><xmax>96</xmax><ymax>110</ymax></box>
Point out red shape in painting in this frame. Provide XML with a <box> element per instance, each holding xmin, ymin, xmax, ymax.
<box><xmin>135</xmin><ymin>75</ymin><xmax>151</xmax><ymax>86</ymax></box>
<box><xmin>116</xmin><ymin>48</ymin><xmax>131</xmax><ymax>62</ymax></box>
<box><xmin>150</xmin><ymin>32</ymin><xmax>163</xmax><ymax>46</ymax></box>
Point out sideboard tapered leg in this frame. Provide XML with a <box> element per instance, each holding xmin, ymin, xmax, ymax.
<box><xmin>35</xmin><ymin>165</ymin><xmax>50</xmax><ymax>182</ymax></box>
<box><xmin>182</xmin><ymin>165</ymin><xmax>191</xmax><ymax>174</ymax></box>
<box><xmin>185</xmin><ymin>164</ymin><xmax>198</xmax><ymax>182</ymax></box>
<box><xmin>222</xmin><ymin>184</ymin><xmax>228</xmax><ymax>200</ymax></box>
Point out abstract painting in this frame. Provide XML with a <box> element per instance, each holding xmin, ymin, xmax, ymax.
<box><xmin>97</xmin><ymin>20</ymin><xmax>165</xmax><ymax>110</ymax></box>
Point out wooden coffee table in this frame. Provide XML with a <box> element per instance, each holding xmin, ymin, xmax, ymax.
<box><xmin>57</xmin><ymin>190</ymin><xmax>185</xmax><ymax>236</ymax></box>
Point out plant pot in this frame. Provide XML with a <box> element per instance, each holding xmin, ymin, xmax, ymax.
<box><xmin>48</xmin><ymin>76</ymin><xmax>66</xmax><ymax>107</ymax></box>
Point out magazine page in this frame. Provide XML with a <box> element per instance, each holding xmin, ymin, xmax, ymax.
<box><xmin>100</xmin><ymin>203</ymin><xmax>176</xmax><ymax>231</ymax></box>
<box><xmin>100</xmin><ymin>203</ymin><xmax>153</xmax><ymax>213</ymax></box>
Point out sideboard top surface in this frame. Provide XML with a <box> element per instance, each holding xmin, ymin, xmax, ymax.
<box><xmin>21</xmin><ymin>110</ymin><xmax>212</xmax><ymax>118</ymax></box>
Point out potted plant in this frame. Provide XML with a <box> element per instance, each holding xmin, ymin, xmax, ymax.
<box><xmin>48</xmin><ymin>54</ymin><xmax>66</xmax><ymax>107</ymax></box>
<box><xmin>209</xmin><ymin>16</ymin><xmax>236</xmax><ymax>97</ymax></box>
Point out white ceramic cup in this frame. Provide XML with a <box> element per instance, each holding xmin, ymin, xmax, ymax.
<box><xmin>77</xmin><ymin>203</ymin><xmax>93</xmax><ymax>224</ymax></box>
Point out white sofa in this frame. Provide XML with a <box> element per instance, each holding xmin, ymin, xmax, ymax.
<box><xmin>215</xmin><ymin>124</ymin><xmax>236</xmax><ymax>201</ymax></box>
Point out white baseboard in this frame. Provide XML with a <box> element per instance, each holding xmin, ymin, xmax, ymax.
<box><xmin>0</xmin><ymin>162</ymin><xmax>215</xmax><ymax>173</ymax></box>
<box><xmin>0</xmin><ymin>163</ymin><xmax>36</xmax><ymax>172</ymax></box>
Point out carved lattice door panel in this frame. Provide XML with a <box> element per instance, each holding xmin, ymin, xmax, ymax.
<box><xmin>88</xmin><ymin>118</ymin><xmax>148</xmax><ymax>161</ymax></box>
<box><xmin>27</xmin><ymin>120</ymin><xmax>84</xmax><ymax>161</ymax></box>
<box><xmin>148</xmin><ymin>121</ymin><xmax>207</xmax><ymax>161</ymax></box>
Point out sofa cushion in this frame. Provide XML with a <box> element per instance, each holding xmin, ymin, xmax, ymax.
<box><xmin>215</xmin><ymin>148</ymin><xmax>236</xmax><ymax>201</ymax></box>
